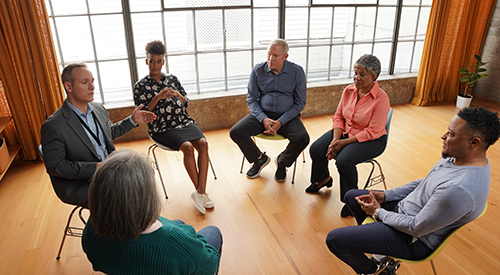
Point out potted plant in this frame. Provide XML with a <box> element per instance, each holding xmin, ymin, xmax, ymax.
<box><xmin>457</xmin><ymin>54</ymin><xmax>489</xmax><ymax>108</ymax></box>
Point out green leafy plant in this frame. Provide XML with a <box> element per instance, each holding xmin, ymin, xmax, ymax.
<box><xmin>459</xmin><ymin>54</ymin><xmax>489</xmax><ymax>96</ymax></box>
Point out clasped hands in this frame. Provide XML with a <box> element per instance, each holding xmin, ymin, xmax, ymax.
<box><xmin>262</xmin><ymin>118</ymin><xmax>282</xmax><ymax>135</ymax></box>
<box><xmin>156</xmin><ymin>87</ymin><xmax>179</xmax><ymax>100</ymax></box>
<box><xmin>355</xmin><ymin>190</ymin><xmax>385</xmax><ymax>216</ymax></box>
<box><xmin>326</xmin><ymin>139</ymin><xmax>346</xmax><ymax>160</ymax></box>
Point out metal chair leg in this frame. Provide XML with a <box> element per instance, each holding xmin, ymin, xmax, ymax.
<box><xmin>430</xmin><ymin>259</ymin><xmax>438</xmax><ymax>275</ymax></box>
<box><xmin>209</xmin><ymin>158</ymin><xmax>217</xmax><ymax>179</ymax></box>
<box><xmin>240</xmin><ymin>155</ymin><xmax>246</xmax><ymax>174</ymax></box>
<box><xmin>78</xmin><ymin>207</ymin><xmax>86</xmax><ymax>225</ymax></box>
<box><xmin>293</xmin><ymin>151</ymin><xmax>305</xmax><ymax>183</ymax></box>
<box><xmin>149</xmin><ymin>144</ymin><xmax>168</xmax><ymax>199</ymax></box>
<box><xmin>56</xmin><ymin>205</ymin><xmax>84</xmax><ymax>260</ymax></box>
<box><xmin>362</xmin><ymin>159</ymin><xmax>387</xmax><ymax>190</ymax></box>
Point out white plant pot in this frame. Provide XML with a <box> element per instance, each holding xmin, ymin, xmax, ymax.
<box><xmin>456</xmin><ymin>94</ymin><xmax>473</xmax><ymax>109</ymax></box>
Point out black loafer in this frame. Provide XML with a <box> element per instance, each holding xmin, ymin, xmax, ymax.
<box><xmin>305</xmin><ymin>178</ymin><xmax>333</xmax><ymax>193</ymax></box>
<box><xmin>341</xmin><ymin>204</ymin><xmax>353</xmax><ymax>218</ymax></box>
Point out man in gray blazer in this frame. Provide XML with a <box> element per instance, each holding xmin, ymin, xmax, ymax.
<box><xmin>41</xmin><ymin>63</ymin><xmax>156</xmax><ymax>207</ymax></box>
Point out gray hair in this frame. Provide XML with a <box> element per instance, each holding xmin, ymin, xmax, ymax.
<box><xmin>270</xmin><ymin>38</ymin><xmax>289</xmax><ymax>55</ymax></box>
<box><xmin>88</xmin><ymin>149</ymin><xmax>161</xmax><ymax>240</ymax></box>
<box><xmin>354</xmin><ymin>54</ymin><xmax>381</xmax><ymax>80</ymax></box>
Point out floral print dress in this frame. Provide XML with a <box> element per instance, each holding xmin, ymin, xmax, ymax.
<box><xmin>133</xmin><ymin>73</ymin><xmax>195</xmax><ymax>136</ymax></box>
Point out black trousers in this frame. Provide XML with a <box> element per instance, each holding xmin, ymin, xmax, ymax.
<box><xmin>326</xmin><ymin>189</ymin><xmax>432</xmax><ymax>274</ymax></box>
<box><xmin>229</xmin><ymin>113</ymin><xmax>309</xmax><ymax>167</ymax></box>
<box><xmin>309</xmin><ymin>130</ymin><xmax>387</xmax><ymax>202</ymax></box>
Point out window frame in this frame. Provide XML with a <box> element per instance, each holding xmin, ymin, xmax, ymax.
<box><xmin>45</xmin><ymin>0</ymin><xmax>431</xmax><ymax>104</ymax></box>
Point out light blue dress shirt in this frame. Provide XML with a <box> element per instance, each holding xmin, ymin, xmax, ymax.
<box><xmin>67</xmin><ymin>102</ymin><xmax>109</xmax><ymax>161</ymax></box>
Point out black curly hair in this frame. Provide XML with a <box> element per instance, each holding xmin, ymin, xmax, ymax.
<box><xmin>145</xmin><ymin>40</ymin><xmax>166</xmax><ymax>56</ymax></box>
<box><xmin>458</xmin><ymin>106</ymin><xmax>500</xmax><ymax>149</ymax></box>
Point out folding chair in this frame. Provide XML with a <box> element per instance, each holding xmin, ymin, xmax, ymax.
<box><xmin>362</xmin><ymin>107</ymin><xmax>393</xmax><ymax>190</ymax></box>
<box><xmin>363</xmin><ymin>203</ymin><xmax>488</xmax><ymax>275</ymax></box>
<box><xmin>39</xmin><ymin>145</ymin><xmax>87</xmax><ymax>260</ymax></box>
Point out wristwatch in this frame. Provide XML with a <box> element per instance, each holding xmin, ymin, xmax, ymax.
<box><xmin>372</xmin><ymin>208</ymin><xmax>381</xmax><ymax>220</ymax></box>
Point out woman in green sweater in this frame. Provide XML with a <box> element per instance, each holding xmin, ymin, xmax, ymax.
<box><xmin>82</xmin><ymin>149</ymin><xmax>222</xmax><ymax>275</ymax></box>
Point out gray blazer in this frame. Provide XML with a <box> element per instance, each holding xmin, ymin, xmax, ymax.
<box><xmin>41</xmin><ymin>100</ymin><xmax>137</xmax><ymax>206</ymax></box>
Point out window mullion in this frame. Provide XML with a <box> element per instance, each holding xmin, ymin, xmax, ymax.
<box><xmin>305</xmin><ymin>5</ymin><xmax>311</xmax><ymax>79</ymax></box>
<box><xmin>389</xmin><ymin>0</ymin><xmax>403</xmax><ymax>75</ymax></box>
<box><xmin>372</xmin><ymin>5</ymin><xmax>379</xmax><ymax>55</ymax></box>
<box><xmin>161</xmin><ymin>1</ymin><xmax>169</xmax><ymax>74</ymax></box>
<box><xmin>349</xmin><ymin>7</ymin><xmax>358</xmax><ymax>78</ymax></box>
<box><xmin>46</xmin><ymin>0</ymin><xmax>65</xmax><ymax>67</ymax></box>
<box><xmin>85</xmin><ymin>0</ymin><xmax>104</xmax><ymax>103</ymax></box>
<box><xmin>327</xmin><ymin>7</ymin><xmax>335</xmax><ymax>81</ymax></box>
<box><xmin>250</xmin><ymin>6</ymin><xmax>254</xmax><ymax>73</ymax></box>
<box><xmin>409</xmin><ymin>1</ymin><xmax>423</xmax><ymax>73</ymax></box>
<box><xmin>121</xmin><ymin>0</ymin><xmax>138</xmax><ymax>87</ymax></box>
<box><xmin>192</xmin><ymin>10</ymin><xmax>200</xmax><ymax>94</ymax></box>
<box><xmin>279</xmin><ymin>0</ymin><xmax>285</xmax><ymax>38</ymax></box>
<box><xmin>223</xmin><ymin>9</ymin><xmax>228</xmax><ymax>91</ymax></box>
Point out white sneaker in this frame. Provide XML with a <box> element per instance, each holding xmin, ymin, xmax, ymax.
<box><xmin>202</xmin><ymin>194</ymin><xmax>214</xmax><ymax>209</ymax></box>
<box><xmin>191</xmin><ymin>191</ymin><xmax>206</xmax><ymax>214</ymax></box>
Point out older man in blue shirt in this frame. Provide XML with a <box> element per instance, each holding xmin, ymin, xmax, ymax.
<box><xmin>230</xmin><ymin>39</ymin><xmax>309</xmax><ymax>182</ymax></box>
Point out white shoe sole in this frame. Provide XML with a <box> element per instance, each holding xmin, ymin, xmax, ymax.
<box><xmin>191</xmin><ymin>193</ymin><xmax>206</xmax><ymax>214</ymax></box>
<box><xmin>203</xmin><ymin>195</ymin><xmax>215</xmax><ymax>209</ymax></box>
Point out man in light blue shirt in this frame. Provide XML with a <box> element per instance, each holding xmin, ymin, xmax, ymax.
<box><xmin>41</xmin><ymin>63</ymin><xmax>156</xmax><ymax>206</ymax></box>
<box><xmin>230</xmin><ymin>39</ymin><xmax>309</xmax><ymax>182</ymax></box>
<box><xmin>325</xmin><ymin>107</ymin><xmax>500</xmax><ymax>275</ymax></box>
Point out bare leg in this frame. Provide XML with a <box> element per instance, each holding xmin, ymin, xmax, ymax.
<box><xmin>179</xmin><ymin>141</ymin><xmax>199</xmax><ymax>190</ymax></box>
<box><xmin>191</xmin><ymin>138</ymin><xmax>209</xmax><ymax>194</ymax></box>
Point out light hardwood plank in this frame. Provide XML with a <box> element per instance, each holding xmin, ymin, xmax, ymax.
<box><xmin>0</xmin><ymin>97</ymin><xmax>499</xmax><ymax>274</ymax></box>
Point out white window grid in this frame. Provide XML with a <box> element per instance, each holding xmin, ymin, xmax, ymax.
<box><xmin>45</xmin><ymin>0</ymin><xmax>431</xmax><ymax>105</ymax></box>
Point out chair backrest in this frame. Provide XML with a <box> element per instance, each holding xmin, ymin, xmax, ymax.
<box><xmin>385</xmin><ymin>107</ymin><xmax>394</xmax><ymax>137</ymax></box>
<box><xmin>394</xmin><ymin>203</ymin><xmax>488</xmax><ymax>263</ymax></box>
<box><xmin>376</xmin><ymin>107</ymin><xmax>393</xmax><ymax>156</ymax></box>
<box><xmin>361</xmin><ymin>203</ymin><xmax>488</xmax><ymax>264</ymax></box>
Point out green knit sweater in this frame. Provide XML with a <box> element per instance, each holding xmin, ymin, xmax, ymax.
<box><xmin>82</xmin><ymin>216</ymin><xmax>220</xmax><ymax>275</ymax></box>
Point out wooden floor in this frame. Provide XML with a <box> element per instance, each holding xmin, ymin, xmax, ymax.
<box><xmin>1</xmin><ymin>97</ymin><xmax>500</xmax><ymax>275</ymax></box>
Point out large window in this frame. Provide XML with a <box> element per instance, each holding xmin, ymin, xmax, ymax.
<box><xmin>45</xmin><ymin>0</ymin><xmax>431</xmax><ymax>105</ymax></box>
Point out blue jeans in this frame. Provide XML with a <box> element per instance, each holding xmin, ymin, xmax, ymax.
<box><xmin>173</xmin><ymin>220</ymin><xmax>223</xmax><ymax>256</ymax></box>
<box><xmin>325</xmin><ymin>190</ymin><xmax>433</xmax><ymax>274</ymax></box>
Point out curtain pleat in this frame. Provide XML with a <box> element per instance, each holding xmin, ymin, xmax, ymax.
<box><xmin>411</xmin><ymin>0</ymin><xmax>496</xmax><ymax>106</ymax></box>
<box><xmin>0</xmin><ymin>0</ymin><xmax>64</xmax><ymax>160</ymax></box>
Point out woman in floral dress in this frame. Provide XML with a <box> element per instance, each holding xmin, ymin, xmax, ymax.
<box><xmin>134</xmin><ymin>40</ymin><xmax>213</xmax><ymax>215</ymax></box>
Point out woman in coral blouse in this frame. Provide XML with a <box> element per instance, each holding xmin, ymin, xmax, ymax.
<box><xmin>306</xmin><ymin>54</ymin><xmax>390</xmax><ymax>218</ymax></box>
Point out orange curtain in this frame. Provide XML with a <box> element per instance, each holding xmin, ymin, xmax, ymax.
<box><xmin>0</xmin><ymin>0</ymin><xmax>64</xmax><ymax>160</ymax></box>
<box><xmin>411</xmin><ymin>0</ymin><xmax>496</xmax><ymax>106</ymax></box>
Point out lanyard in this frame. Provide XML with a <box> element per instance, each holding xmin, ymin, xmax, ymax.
<box><xmin>73</xmin><ymin>111</ymin><xmax>107</xmax><ymax>158</ymax></box>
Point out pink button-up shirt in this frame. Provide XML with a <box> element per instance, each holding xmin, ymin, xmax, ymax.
<box><xmin>332</xmin><ymin>82</ymin><xmax>390</xmax><ymax>143</ymax></box>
